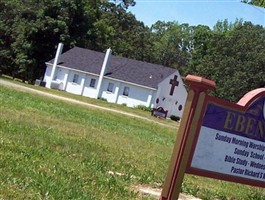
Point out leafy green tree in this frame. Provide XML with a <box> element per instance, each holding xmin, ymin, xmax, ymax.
<box><xmin>111</xmin><ymin>0</ymin><xmax>136</xmax><ymax>9</ymax></box>
<box><xmin>241</xmin><ymin>0</ymin><xmax>265</xmax><ymax>8</ymax></box>
<box><xmin>93</xmin><ymin>1</ymin><xmax>151</xmax><ymax>61</ymax></box>
<box><xmin>188</xmin><ymin>25</ymin><xmax>212</xmax><ymax>74</ymax></box>
<box><xmin>189</xmin><ymin>21</ymin><xmax>265</xmax><ymax>102</ymax></box>
<box><xmin>0</xmin><ymin>0</ymin><xmax>18</xmax><ymax>76</ymax></box>
<box><xmin>150</xmin><ymin>21</ymin><xmax>192</xmax><ymax>73</ymax></box>
<box><xmin>2</xmin><ymin>0</ymin><xmax>98</xmax><ymax>82</ymax></box>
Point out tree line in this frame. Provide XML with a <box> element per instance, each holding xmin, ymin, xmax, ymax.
<box><xmin>1</xmin><ymin>0</ymin><xmax>264</xmax><ymax>102</ymax></box>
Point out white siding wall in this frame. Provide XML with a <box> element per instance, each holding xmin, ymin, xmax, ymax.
<box><xmin>116</xmin><ymin>83</ymin><xmax>154</xmax><ymax>108</ymax></box>
<box><xmin>44</xmin><ymin>65</ymin><xmax>69</xmax><ymax>89</ymax></box>
<box><xmin>100</xmin><ymin>80</ymin><xmax>119</xmax><ymax>103</ymax></box>
<box><xmin>156</xmin><ymin>72</ymin><xmax>187</xmax><ymax>117</ymax></box>
<box><xmin>65</xmin><ymin>71</ymin><xmax>86</xmax><ymax>95</ymax></box>
<box><xmin>82</xmin><ymin>75</ymin><xmax>98</xmax><ymax>98</ymax></box>
<box><xmin>54</xmin><ymin>68</ymin><xmax>69</xmax><ymax>89</ymax></box>
<box><xmin>149</xmin><ymin>90</ymin><xmax>157</xmax><ymax>108</ymax></box>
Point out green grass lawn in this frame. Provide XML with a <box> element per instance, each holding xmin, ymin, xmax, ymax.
<box><xmin>0</xmin><ymin>82</ymin><xmax>264</xmax><ymax>199</ymax></box>
<box><xmin>0</xmin><ymin>76</ymin><xmax>177</xmax><ymax>128</ymax></box>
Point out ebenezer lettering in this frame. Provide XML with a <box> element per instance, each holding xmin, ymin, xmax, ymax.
<box><xmin>224</xmin><ymin>111</ymin><xmax>265</xmax><ymax>141</ymax></box>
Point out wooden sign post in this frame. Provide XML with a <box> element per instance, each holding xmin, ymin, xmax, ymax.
<box><xmin>160</xmin><ymin>74</ymin><xmax>265</xmax><ymax>200</ymax></box>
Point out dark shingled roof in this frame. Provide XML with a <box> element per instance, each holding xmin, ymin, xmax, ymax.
<box><xmin>47</xmin><ymin>47</ymin><xmax>177</xmax><ymax>89</ymax></box>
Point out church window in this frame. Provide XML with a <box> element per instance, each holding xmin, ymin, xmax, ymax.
<box><xmin>73</xmin><ymin>74</ymin><xmax>79</xmax><ymax>83</ymax></box>
<box><xmin>90</xmin><ymin>78</ymin><xmax>96</xmax><ymax>88</ymax></box>
<box><xmin>107</xmin><ymin>82</ymin><xmax>114</xmax><ymax>92</ymax></box>
<box><xmin>178</xmin><ymin>105</ymin><xmax>183</xmax><ymax>111</ymax></box>
<box><xmin>123</xmin><ymin>86</ymin><xmax>130</xmax><ymax>96</ymax></box>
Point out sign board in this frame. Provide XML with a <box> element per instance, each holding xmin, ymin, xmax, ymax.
<box><xmin>160</xmin><ymin>75</ymin><xmax>265</xmax><ymax>200</ymax></box>
<box><xmin>188</xmin><ymin>91</ymin><xmax>265</xmax><ymax>186</ymax></box>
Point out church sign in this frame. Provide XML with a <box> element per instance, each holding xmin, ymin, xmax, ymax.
<box><xmin>160</xmin><ymin>75</ymin><xmax>265</xmax><ymax>200</ymax></box>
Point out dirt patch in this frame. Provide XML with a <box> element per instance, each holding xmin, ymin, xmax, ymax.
<box><xmin>136</xmin><ymin>185</ymin><xmax>201</xmax><ymax>200</ymax></box>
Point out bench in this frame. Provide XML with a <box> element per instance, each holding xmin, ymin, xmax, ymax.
<box><xmin>151</xmin><ymin>107</ymin><xmax>168</xmax><ymax>119</ymax></box>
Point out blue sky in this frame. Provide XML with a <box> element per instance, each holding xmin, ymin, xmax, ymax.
<box><xmin>128</xmin><ymin>0</ymin><xmax>265</xmax><ymax>28</ymax></box>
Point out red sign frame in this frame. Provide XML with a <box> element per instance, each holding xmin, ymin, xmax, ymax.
<box><xmin>160</xmin><ymin>75</ymin><xmax>265</xmax><ymax>200</ymax></box>
<box><xmin>186</xmin><ymin>91</ymin><xmax>265</xmax><ymax>188</ymax></box>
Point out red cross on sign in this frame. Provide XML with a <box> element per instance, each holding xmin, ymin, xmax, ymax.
<box><xmin>169</xmin><ymin>75</ymin><xmax>179</xmax><ymax>96</ymax></box>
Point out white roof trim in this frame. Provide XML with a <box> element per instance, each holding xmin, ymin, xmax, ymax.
<box><xmin>103</xmin><ymin>76</ymin><xmax>157</xmax><ymax>91</ymax></box>
<box><xmin>46</xmin><ymin>62</ymin><xmax>99</xmax><ymax>77</ymax></box>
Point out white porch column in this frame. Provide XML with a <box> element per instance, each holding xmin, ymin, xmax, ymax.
<box><xmin>47</xmin><ymin>43</ymin><xmax>64</xmax><ymax>88</ymax></box>
<box><xmin>95</xmin><ymin>48</ymin><xmax>112</xmax><ymax>98</ymax></box>
<box><xmin>80</xmin><ymin>75</ymin><xmax>86</xmax><ymax>96</ymax></box>
<box><xmin>114</xmin><ymin>82</ymin><xmax>121</xmax><ymax>104</ymax></box>
<box><xmin>63</xmin><ymin>70</ymin><xmax>69</xmax><ymax>91</ymax></box>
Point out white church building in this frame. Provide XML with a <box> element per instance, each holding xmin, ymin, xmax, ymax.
<box><xmin>43</xmin><ymin>43</ymin><xmax>187</xmax><ymax>118</ymax></box>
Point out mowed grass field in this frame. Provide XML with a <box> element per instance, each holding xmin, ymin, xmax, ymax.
<box><xmin>0</xmin><ymin>81</ymin><xmax>264</xmax><ymax>199</ymax></box>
